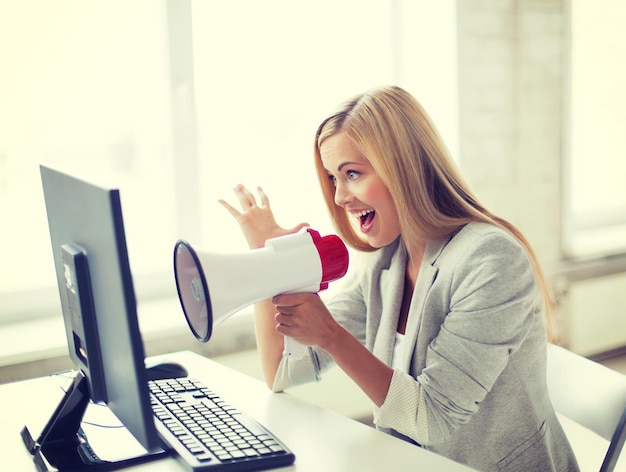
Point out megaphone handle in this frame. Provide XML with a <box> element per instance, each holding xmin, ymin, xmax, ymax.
<box><xmin>284</xmin><ymin>336</ymin><xmax>307</xmax><ymax>359</ymax></box>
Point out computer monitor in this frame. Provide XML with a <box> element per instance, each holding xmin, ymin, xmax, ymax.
<box><xmin>21</xmin><ymin>165</ymin><xmax>167</xmax><ymax>470</ymax></box>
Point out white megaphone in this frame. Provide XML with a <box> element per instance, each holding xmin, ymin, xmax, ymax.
<box><xmin>173</xmin><ymin>228</ymin><xmax>349</xmax><ymax>359</ymax></box>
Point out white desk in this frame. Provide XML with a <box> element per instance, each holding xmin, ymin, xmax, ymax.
<box><xmin>0</xmin><ymin>351</ymin><xmax>475</xmax><ymax>471</ymax></box>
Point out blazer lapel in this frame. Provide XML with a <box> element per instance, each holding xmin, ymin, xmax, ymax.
<box><xmin>401</xmin><ymin>236</ymin><xmax>449</xmax><ymax>370</ymax></box>
<box><xmin>372</xmin><ymin>241</ymin><xmax>406</xmax><ymax>364</ymax></box>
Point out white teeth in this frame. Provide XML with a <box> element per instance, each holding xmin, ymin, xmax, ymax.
<box><xmin>351</xmin><ymin>209</ymin><xmax>374</xmax><ymax>219</ymax></box>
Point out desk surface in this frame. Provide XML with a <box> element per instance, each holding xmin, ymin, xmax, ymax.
<box><xmin>0</xmin><ymin>351</ymin><xmax>475</xmax><ymax>471</ymax></box>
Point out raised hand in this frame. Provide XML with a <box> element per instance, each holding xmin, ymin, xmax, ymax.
<box><xmin>219</xmin><ymin>184</ymin><xmax>309</xmax><ymax>249</ymax></box>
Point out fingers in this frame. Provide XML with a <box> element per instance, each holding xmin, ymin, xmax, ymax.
<box><xmin>275</xmin><ymin>311</ymin><xmax>296</xmax><ymax>328</ymax></box>
<box><xmin>218</xmin><ymin>198</ymin><xmax>241</xmax><ymax>219</ymax></box>
<box><xmin>235</xmin><ymin>184</ymin><xmax>257</xmax><ymax>209</ymax></box>
<box><xmin>272</xmin><ymin>294</ymin><xmax>303</xmax><ymax>332</ymax></box>
<box><xmin>218</xmin><ymin>184</ymin><xmax>263</xmax><ymax>215</ymax></box>
<box><xmin>223</xmin><ymin>184</ymin><xmax>269</xmax><ymax>211</ymax></box>
<box><xmin>272</xmin><ymin>293</ymin><xmax>307</xmax><ymax>308</ymax></box>
<box><xmin>257</xmin><ymin>186</ymin><xmax>270</xmax><ymax>208</ymax></box>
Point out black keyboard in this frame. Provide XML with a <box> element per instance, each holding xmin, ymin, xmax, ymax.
<box><xmin>149</xmin><ymin>378</ymin><xmax>295</xmax><ymax>471</ymax></box>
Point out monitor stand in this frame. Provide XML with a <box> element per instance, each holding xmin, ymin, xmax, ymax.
<box><xmin>21</xmin><ymin>371</ymin><xmax>168</xmax><ymax>472</ymax></box>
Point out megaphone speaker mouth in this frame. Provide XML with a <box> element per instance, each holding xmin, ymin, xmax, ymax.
<box><xmin>174</xmin><ymin>240</ymin><xmax>212</xmax><ymax>342</ymax></box>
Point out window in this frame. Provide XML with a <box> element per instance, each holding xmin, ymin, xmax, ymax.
<box><xmin>191</xmin><ymin>0</ymin><xmax>394</xmax><ymax>249</ymax></box>
<box><xmin>0</xmin><ymin>0</ymin><xmax>458</xmax><ymax>322</ymax></box>
<box><xmin>190</xmin><ymin>0</ymin><xmax>459</xmax><ymax>252</ymax></box>
<box><xmin>564</xmin><ymin>0</ymin><xmax>626</xmax><ymax>259</ymax></box>
<box><xmin>0</xmin><ymin>1</ymin><xmax>175</xmax><ymax>320</ymax></box>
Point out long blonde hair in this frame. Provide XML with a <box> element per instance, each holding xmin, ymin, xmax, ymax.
<box><xmin>313</xmin><ymin>85</ymin><xmax>556</xmax><ymax>339</ymax></box>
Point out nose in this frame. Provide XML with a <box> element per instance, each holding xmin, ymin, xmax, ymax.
<box><xmin>334</xmin><ymin>180</ymin><xmax>353</xmax><ymax>207</ymax></box>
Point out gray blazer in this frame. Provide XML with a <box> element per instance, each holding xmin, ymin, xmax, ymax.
<box><xmin>275</xmin><ymin>223</ymin><xmax>579</xmax><ymax>471</ymax></box>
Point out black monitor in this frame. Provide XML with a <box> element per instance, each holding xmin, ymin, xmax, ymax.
<box><xmin>21</xmin><ymin>165</ymin><xmax>167</xmax><ymax>470</ymax></box>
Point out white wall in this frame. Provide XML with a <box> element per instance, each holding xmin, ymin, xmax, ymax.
<box><xmin>456</xmin><ymin>0</ymin><xmax>626</xmax><ymax>354</ymax></box>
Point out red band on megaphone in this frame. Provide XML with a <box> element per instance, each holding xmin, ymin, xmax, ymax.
<box><xmin>306</xmin><ymin>228</ymin><xmax>349</xmax><ymax>290</ymax></box>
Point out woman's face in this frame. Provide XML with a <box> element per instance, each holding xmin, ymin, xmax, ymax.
<box><xmin>320</xmin><ymin>132</ymin><xmax>401</xmax><ymax>248</ymax></box>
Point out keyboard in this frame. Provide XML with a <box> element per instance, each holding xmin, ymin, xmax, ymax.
<box><xmin>149</xmin><ymin>377</ymin><xmax>296</xmax><ymax>471</ymax></box>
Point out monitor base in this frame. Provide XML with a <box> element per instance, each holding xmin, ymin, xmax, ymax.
<box><xmin>21</xmin><ymin>372</ymin><xmax>168</xmax><ymax>472</ymax></box>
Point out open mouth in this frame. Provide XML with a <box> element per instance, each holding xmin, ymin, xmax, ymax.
<box><xmin>353</xmin><ymin>209</ymin><xmax>376</xmax><ymax>232</ymax></box>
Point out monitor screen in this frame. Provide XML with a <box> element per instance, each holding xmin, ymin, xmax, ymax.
<box><xmin>26</xmin><ymin>165</ymin><xmax>163</xmax><ymax>467</ymax></box>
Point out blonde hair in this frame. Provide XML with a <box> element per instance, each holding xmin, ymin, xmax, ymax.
<box><xmin>313</xmin><ymin>85</ymin><xmax>556</xmax><ymax>340</ymax></box>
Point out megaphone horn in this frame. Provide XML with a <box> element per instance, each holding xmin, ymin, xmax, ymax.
<box><xmin>173</xmin><ymin>228</ymin><xmax>349</xmax><ymax>358</ymax></box>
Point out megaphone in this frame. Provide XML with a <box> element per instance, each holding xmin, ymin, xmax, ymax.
<box><xmin>173</xmin><ymin>228</ymin><xmax>349</xmax><ymax>358</ymax></box>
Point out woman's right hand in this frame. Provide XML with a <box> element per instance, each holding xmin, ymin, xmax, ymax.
<box><xmin>219</xmin><ymin>184</ymin><xmax>309</xmax><ymax>249</ymax></box>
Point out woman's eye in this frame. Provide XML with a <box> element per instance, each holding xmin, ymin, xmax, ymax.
<box><xmin>328</xmin><ymin>174</ymin><xmax>337</xmax><ymax>186</ymax></box>
<box><xmin>347</xmin><ymin>170</ymin><xmax>360</xmax><ymax>180</ymax></box>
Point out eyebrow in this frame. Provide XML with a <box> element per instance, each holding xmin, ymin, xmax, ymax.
<box><xmin>337</xmin><ymin>161</ymin><xmax>362</xmax><ymax>172</ymax></box>
<box><xmin>323</xmin><ymin>161</ymin><xmax>364</xmax><ymax>175</ymax></box>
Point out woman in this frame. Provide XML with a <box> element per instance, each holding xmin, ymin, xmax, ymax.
<box><xmin>220</xmin><ymin>86</ymin><xmax>578</xmax><ymax>471</ymax></box>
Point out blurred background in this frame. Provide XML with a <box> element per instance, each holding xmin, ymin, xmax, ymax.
<box><xmin>1</xmin><ymin>0</ymin><xmax>625</xmax><ymax>418</ymax></box>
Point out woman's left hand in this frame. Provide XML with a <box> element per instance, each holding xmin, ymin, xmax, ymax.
<box><xmin>219</xmin><ymin>184</ymin><xmax>308</xmax><ymax>249</ymax></box>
